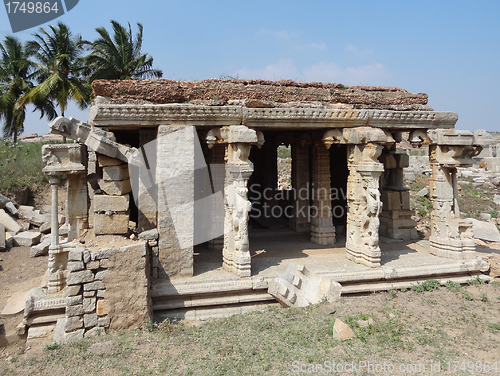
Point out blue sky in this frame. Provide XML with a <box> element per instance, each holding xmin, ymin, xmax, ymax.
<box><xmin>1</xmin><ymin>0</ymin><xmax>499</xmax><ymax>135</ymax></box>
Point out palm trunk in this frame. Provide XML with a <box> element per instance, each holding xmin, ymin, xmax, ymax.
<box><xmin>61</xmin><ymin>109</ymin><xmax>66</xmax><ymax>143</ymax></box>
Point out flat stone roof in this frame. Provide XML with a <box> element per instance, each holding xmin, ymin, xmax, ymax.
<box><xmin>92</xmin><ymin>79</ymin><xmax>431</xmax><ymax>111</ymax></box>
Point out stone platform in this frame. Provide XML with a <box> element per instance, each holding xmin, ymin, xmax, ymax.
<box><xmin>152</xmin><ymin>228</ymin><xmax>489</xmax><ymax>321</ymax></box>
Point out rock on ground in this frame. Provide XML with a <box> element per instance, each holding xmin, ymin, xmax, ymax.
<box><xmin>470</xmin><ymin>219</ymin><xmax>500</xmax><ymax>242</ymax></box>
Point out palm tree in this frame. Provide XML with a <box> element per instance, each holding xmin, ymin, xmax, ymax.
<box><xmin>84</xmin><ymin>21</ymin><xmax>163</xmax><ymax>80</ymax></box>
<box><xmin>0</xmin><ymin>36</ymin><xmax>56</xmax><ymax>144</ymax></box>
<box><xmin>22</xmin><ymin>22</ymin><xmax>91</xmax><ymax>123</ymax></box>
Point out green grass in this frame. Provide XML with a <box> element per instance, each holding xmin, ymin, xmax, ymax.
<box><xmin>0</xmin><ymin>140</ymin><xmax>57</xmax><ymax>195</ymax></box>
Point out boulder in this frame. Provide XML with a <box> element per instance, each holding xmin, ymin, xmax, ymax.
<box><xmin>333</xmin><ymin>319</ymin><xmax>355</xmax><ymax>341</ymax></box>
<box><xmin>0</xmin><ymin>193</ymin><xmax>17</xmax><ymax>210</ymax></box>
<box><xmin>470</xmin><ymin>219</ymin><xmax>500</xmax><ymax>242</ymax></box>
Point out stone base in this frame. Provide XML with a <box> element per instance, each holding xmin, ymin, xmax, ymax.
<box><xmin>345</xmin><ymin>245</ymin><xmax>381</xmax><ymax>268</ymax></box>
<box><xmin>310</xmin><ymin>227</ymin><xmax>335</xmax><ymax>245</ymax></box>
<box><xmin>223</xmin><ymin>253</ymin><xmax>251</xmax><ymax>278</ymax></box>
<box><xmin>289</xmin><ymin>219</ymin><xmax>310</xmax><ymax>233</ymax></box>
<box><xmin>429</xmin><ymin>237</ymin><xmax>476</xmax><ymax>260</ymax></box>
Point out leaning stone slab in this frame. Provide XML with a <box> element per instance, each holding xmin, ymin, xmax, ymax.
<box><xmin>268</xmin><ymin>264</ymin><xmax>342</xmax><ymax>307</ymax></box>
<box><xmin>14</xmin><ymin>231</ymin><xmax>42</xmax><ymax>247</ymax></box>
<box><xmin>470</xmin><ymin>219</ymin><xmax>500</xmax><ymax>242</ymax></box>
<box><xmin>0</xmin><ymin>223</ymin><xmax>5</xmax><ymax>251</ymax></box>
<box><xmin>0</xmin><ymin>208</ymin><xmax>22</xmax><ymax>234</ymax></box>
<box><xmin>30</xmin><ymin>237</ymin><xmax>51</xmax><ymax>257</ymax></box>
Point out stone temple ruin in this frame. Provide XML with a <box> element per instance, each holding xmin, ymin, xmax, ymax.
<box><xmin>22</xmin><ymin>79</ymin><xmax>494</xmax><ymax>342</ymax></box>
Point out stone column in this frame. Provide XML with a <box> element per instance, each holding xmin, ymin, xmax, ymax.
<box><xmin>345</xmin><ymin>143</ymin><xmax>384</xmax><ymax>267</ymax></box>
<box><xmin>47</xmin><ymin>176</ymin><xmax>64</xmax><ymax>294</ymax></box>
<box><xmin>379</xmin><ymin>136</ymin><xmax>417</xmax><ymax>241</ymax></box>
<box><xmin>426</xmin><ymin>129</ymin><xmax>487</xmax><ymax>259</ymax></box>
<box><xmin>222</xmin><ymin>126</ymin><xmax>258</xmax><ymax>277</ymax></box>
<box><xmin>310</xmin><ymin>142</ymin><xmax>335</xmax><ymax>245</ymax></box>
<box><xmin>289</xmin><ymin>136</ymin><xmax>310</xmax><ymax>233</ymax></box>
<box><xmin>67</xmin><ymin>173</ymin><xmax>88</xmax><ymax>241</ymax></box>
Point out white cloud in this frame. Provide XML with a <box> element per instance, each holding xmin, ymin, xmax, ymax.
<box><xmin>236</xmin><ymin>59</ymin><xmax>386</xmax><ymax>85</ymax></box>
<box><xmin>346</xmin><ymin>44</ymin><xmax>374</xmax><ymax>58</ymax></box>
<box><xmin>236</xmin><ymin>58</ymin><xmax>300</xmax><ymax>80</ymax></box>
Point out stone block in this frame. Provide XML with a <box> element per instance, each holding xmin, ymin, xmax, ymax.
<box><xmin>97</xmin><ymin>300</ymin><xmax>107</xmax><ymax>316</ymax></box>
<box><xmin>0</xmin><ymin>223</ymin><xmax>6</xmax><ymax>251</ymax></box>
<box><xmin>98</xmin><ymin>154</ymin><xmax>124</xmax><ymax>167</ymax></box>
<box><xmin>39</xmin><ymin>221</ymin><xmax>51</xmax><ymax>234</ymax></box>
<box><xmin>121</xmin><ymin>242</ymin><xmax>147</xmax><ymax>257</ymax></box>
<box><xmin>99</xmin><ymin>179</ymin><xmax>131</xmax><ymax>196</ymax></box>
<box><xmin>86</xmin><ymin>260</ymin><xmax>100</xmax><ymax>270</ymax></box>
<box><xmin>387</xmin><ymin>228</ymin><xmax>413</xmax><ymax>241</ymax></box>
<box><xmin>84</xmin><ymin>326</ymin><xmax>105</xmax><ymax>339</ymax></box>
<box><xmin>97</xmin><ymin>316</ymin><xmax>110</xmax><ymax>327</ymax></box>
<box><xmin>400</xmin><ymin>191</ymin><xmax>410</xmax><ymax>210</ymax></box>
<box><xmin>381</xmin><ymin>191</ymin><xmax>401</xmax><ymax>211</ymax></box>
<box><xmin>5</xmin><ymin>202</ymin><xmax>17</xmax><ymax>216</ymax></box>
<box><xmin>95</xmin><ymin>270</ymin><xmax>107</xmax><ymax>280</ymax></box>
<box><xmin>18</xmin><ymin>208</ymin><xmax>51</xmax><ymax>226</ymax></box>
<box><xmin>94</xmin><ymin>212</ymin><xmax>129</xmax><ymax>235</ymax></box>
<box><xmin>381</xmin><ymin>154</ymin><xmax>397</xmax><ymax>169</ymax></box>
<box><xmin>67</xmin><ymin>270</ymin><xmax>94</xmax><ymax>285</ymax></box>
<box><xmin>65</xmin><ymin>329</ymin><xmax>85</xmax><ymax>343</ymax></box>
<box><xmin>103</xmin><ymin>165</ymin><xmax>129</xmax><ymax>181</ymax></box>
<box><xmin>470</xmin><ymin>218</ymin><xmax>500</xmax><ymax>242</ymax></box>
<box><xmin>396</xmin><ymin>153</ymin><xmax>410</xmax><ymax>168</ymax></box>
<box><xmin>84</xmin><ymin>313</ymin><xmax>98</xmax><ymax>328</ymax></box>
<box><xmin>83</xmin><ymin>249</ymin><xmax>91</xmax><ymax>263</ymax></box>
<box><xmin>0</xmin><ymin>209</ymin><xmax>22</xmax><ymax>234</ymax></box>
<box><xmin>68</xmin><ymin>248</ymin><xmax>83</xmax><ymax>261</ymax></box>
<box><xmin>84</xmin><ymin>281</ymin><xmax>105</xmax><ymax>291</ymax></box>
<box><xmin>66</xmin><ymin>305</ymin><xmax>84</xmax><ymax>318</ymax></box>
<box><xmin>14</xmin><ymin>231</ymin><xmax>41</xmax><ymax>246</ymax></box>
<box><xmin>268</xmin><ymin>264</ymin><xmax>342</xmax><ymax>307</ymax></box>
<box><xmin>66</xmin><ymin>285</ymin><xmax>81</xmax><ymax>297</ymax></box>
<box><xmin>100</xmin><ymin>259</ymin><xmax>109</xmax><ymax>268</ymax></box>
<box><xmin>83</xmin><ymin>298</ymin><xmax>96</xmax><ymax>313</ymax></box>
<box><xmin>97</xmin><ymin>289</ymin><xmax>105</xmax><ymax>298</ymax></box>
<box><xmin>84</xmin><ymin>290</ymin><xmax>96</xmax><ymax>297</ymax></box>
<box><xmin>66</xmin><ymin>295</ymin><xmax>83</xmax><ymax>306</ymax></box>
<box><xmin>95</xmin><ymin>247</ymin><xmax>117</xmax><ymax>260</ymax></box>
<box><xmin>138</xmin><ymin>228</ymin><xmax>159</xmax><ymax>241</ymax></box>
<box><xmin>94</xmin><ymin>195</ymin><xmax>130</xmax><ymax>213</ymax></box>
<box><xmin>67</xmin><ymin>261</ymin><xmax>84</xmax><ymax>272</ymax></box>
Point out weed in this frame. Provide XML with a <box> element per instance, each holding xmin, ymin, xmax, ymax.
<box><xmin>491</xmin><ymin>280</ymin><xmax>500</xmax><ymax>286</ymax></box>
<box><xmin>467</xmin><ymin>275</ymin><xmax>485</xmax><ymax>286</ymax></box>
<box><xmin>400</xmin><ymin>288</ymin><xmax>407</xmax><ymax>292</ymax></box>
<box><xmin>390</xmin><ymin>290</ymin><xmax>397</xmax><ymax>297</ymax></box>
<box><xmin>445</xmin><ymin>280</ymin><xmax>461</xmax><ymax>291</ymax></box>
<box><xmin>10</xmin><ymin>356</ymin><xmax>18</xmax><ymax>363</ymax></box>
<box><xmin>488</xmin><ymin>323</ymin><xmax>500</xmax><ymax>332</ymax></box>
<box><xmin>412</xmin><ymin>279</ymin><xmax>440</xmax><ymax>292</ymax></box>
<box><xmin>419</xmin><ymin>208</ymin><xmax>428</xmax><ymax>217</ymax></box>
<box><xmin>491</xmin><ymin>210</ymin><xmax>499</xmax><ymax>218</ymax></box>
<box><xmin>462</xmin><ymin>292</ymin><xmax>474</xmax><ymax>301</ymax></box>
<box><xmin>480</xmin><ymin>294</ymin><xmax>488</xmax><ymax>302</ymax></box>
<box><xmin>45</xmin><ymin>343</ymin><xmax>61</xmax><ymax>351</ymax></box>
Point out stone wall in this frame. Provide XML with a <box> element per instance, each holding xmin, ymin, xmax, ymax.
<box><xmin>63</xmin><ymin>242</ymin><xmax>151</xmax><ymax>342</ymax></box>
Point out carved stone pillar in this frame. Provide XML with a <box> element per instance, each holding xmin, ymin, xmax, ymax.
<box><xmin>310</xmin><ymin>142</ymin><xmax>335</xmax><ymax>245</ymax></box>
<box><xmin>345</xmin><ymin>143</ymin><xmax>384</xmax><ymax>267</ymax></box>
<box><xmin>42</xmin><ymin>144</ymin><xmax>86</xmax><ymax>293</ymax></box>
<box><xmin>222</xmin><ymin>126</ymin><xmax>258</xmax><ymax>277</ymax></box>
<box><xmin>289</xmin><ymin>135</ymin><xmax>310</xmax><ymax>233</ymax></box>
<box><xmin>427</xmin><ymin>129</ymin><xmax>485</xmax><ymax>259</ymax></box>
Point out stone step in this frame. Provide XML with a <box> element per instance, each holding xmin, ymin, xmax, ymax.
<box><xmin>340</xmin><ymin>274</ymin><xmax>489</xmax><ymax>294</ymax></box>
<box><xmin>154</xmin><ymin>301</ymin><xmax>280</xmax><ymax>322</ymax></box>
<box><xmin>153</xmin><ymin>290</ymin><xmax>275</xmax><ymax>311</ymax></box>
<box><xmin>24</xmin><ymin>309</ymin><xmax>65</xmax><ymax>326</ymax></box>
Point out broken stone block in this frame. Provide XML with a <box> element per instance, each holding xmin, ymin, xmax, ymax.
<box><xmin>5</xmin><ymin>202</ymin><xmax>18</xmax><ymax>216</ymax></box>
<box><xmin>333</xmin><ymin>319</ymin><xmax>355</xmax><ymax>341</ymax></box>
<box><xmin>268</xmin><ymin>264</ymin><xmax>342</xmax><ymax>307</ymax></box>
<box><xmin>97</xmin><ymin>154</ymin><xmax>124</xmax><ymax>167</ymax></box>
<box><xmin>18</xmin><ymin>208</ymin><xmax>51</xmax><ymax>227</ymax></box>
<box><xmin>30</xmin><ymin>237</ymin><xmax>51</xmax><ymax>257</ymax></box>
<box><xmin>94</xmin><ymin>194</ymin><xmax>130</xmax><ymax>213</ymax></box>
<box><xmin>0</xmin><ymin>208</ymin><xmax>22</xmax><ymax>234</ymax></box>
<box><xmin>0</xmin><ymin>193</ymin><xmax>17</xmax><ymax>210</ymax></box>
<box><xmin>103</xmin><ymin>164</ymin><xmax>129</xmax><ymax>181</ymax></box>
<box><xmin>64</xmin><ymin>329</ymin><xmax>84</xmax><ymax>343</ymax></box>
<box><xmin>99</xmin><ymin>179</ymin><xmax>131</xmax><ymax>196</ymax></box>
<box><xmin>138</xmin><ymin>228</ymin><xmax>159</xmax><ymax>241</ymax></box>
<box><xmin>470</xmin><ymin>218</ymin><xmax>500</xmax><ymax>242</ymax></box>
<box><xmin>94</xmin><ymin>212</ymin><xmax>129</xmax><ymax>235</ymax></box>
<box><xmin>417</xmin><ymin>187</ymin><xmax>429</xmax><ymax>197</ymax></box>
<box><xmin>14</xmin><ymin>231</ymin><xmax>42</xmax><ymax>246</ymax></box>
